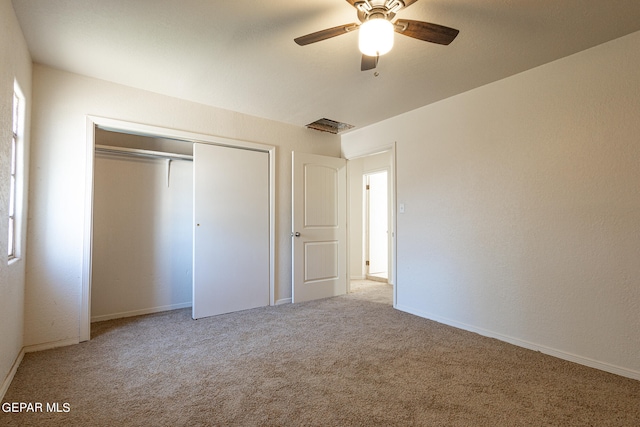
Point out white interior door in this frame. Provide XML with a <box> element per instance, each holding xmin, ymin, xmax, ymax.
<box><xmin>366</xmin><ymin>171</ymin><xmax>388</xmax><ymax>279</ymax></box>
<box><xmin>292</xmin><ymin>152</ymin><xmax>347</xmax><ymax>303</ymax></box>
<box><xmin>193</xmin><ymin>143</ymin><xmax>269</xmax><ymax>319</ymax></box>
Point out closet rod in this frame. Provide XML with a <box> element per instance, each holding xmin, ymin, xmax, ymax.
<box><xmin>95</xmin><ymin>144</ymin><xmax>193</xmax><ymax>161</ymax></box>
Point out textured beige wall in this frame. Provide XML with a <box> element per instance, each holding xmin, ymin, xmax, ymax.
<box><xmin>0</xmin><ymin>0</ymin><xmax>32</xmax><ymax>397</ymax></box>
<box><xmin>24</xmin><ymin>65</ymin><xmax>340</xmax><ymax>348</ymax></box>
<box><xmin>342</xmin><ymin>31</ymin><xmax>640</xmax><ymax>379</ymax></box>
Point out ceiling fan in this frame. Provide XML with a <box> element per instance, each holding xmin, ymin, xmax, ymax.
<box><xmin>294</xmin><ymin>0</ymin><xmax>459</xmax><ymax>71</ymax></box>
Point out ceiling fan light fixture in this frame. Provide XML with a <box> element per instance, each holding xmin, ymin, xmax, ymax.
<box><xmin>358</xmin><ymin>18</ymin><xmax>394</xmax><ymax>57</ymax></box>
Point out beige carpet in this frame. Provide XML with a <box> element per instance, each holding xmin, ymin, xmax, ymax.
<box><xmin>2</xmin><ymin>282</ymin><xmax>639</xmax><ymax>426</ymax></box>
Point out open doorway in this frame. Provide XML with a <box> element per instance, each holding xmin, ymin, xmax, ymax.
<box><xmin>347</xmin><ymin>148</ymin><xmax>395</xmax><ymax>304</ymax></box>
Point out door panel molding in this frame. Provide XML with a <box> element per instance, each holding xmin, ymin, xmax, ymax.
<box><xmin>304</xmin><ymin>241</ymin><xmax>339</xmax><ymax>282</ymax></box>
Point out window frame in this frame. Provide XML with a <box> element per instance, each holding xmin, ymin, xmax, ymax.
<box><xmin>8</xmin><ymin>85</ymin><xmax>23</xmax><ymax>261</ymax></box>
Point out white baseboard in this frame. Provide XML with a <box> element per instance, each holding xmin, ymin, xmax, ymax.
<box><xmin>275</xmin><ymin>298</ymin><xmax>292</xmax><ymax>305</ymax></box>
<box><xmin>4</xmin><ymin>336</ymin><xmax>96</xmax><ymax>399</ymax></box>
<box><xmin>396</xmin><ymin>304</ymin><xmax>640</xmax><ymax>381</ymax></box>
<box><xmin>365</xmin><ymin>275</ymin><xmax>389</xmax><ymax>283</ymax></box>
<box><xmin>91</xmin><ymin>302</ymin><xmax>192</xmax><ymax>323</ymax></box>
<box><xmin>1</xmin><ymin>349</ymin><xmax>25</xmax><ymax>401</ymax></box>
<box><xmin>23</xmin><ymin>337</ymin><xmax>80</xmax><ymax>354</ymax></box>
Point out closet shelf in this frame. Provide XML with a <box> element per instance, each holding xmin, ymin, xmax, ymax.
<box><xmin>95</xmin><ymin>144</ymin><xmax>193</xmax><ymax>161</ymax></box>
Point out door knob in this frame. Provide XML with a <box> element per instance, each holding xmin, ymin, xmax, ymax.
<box><xmin>292</xmin><ymin>232</ymin><xmax>301</xmax><ymax>237</ymax></box>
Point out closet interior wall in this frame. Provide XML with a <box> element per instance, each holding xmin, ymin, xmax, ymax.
<box><xmin>91</xmin><ymin>129</ymin><xmax>193</xmax><ymax>322</ymax></box>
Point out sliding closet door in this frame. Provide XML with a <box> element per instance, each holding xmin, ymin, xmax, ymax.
<box><xmin>192</xmin><ymin>143</ymin><xmax>269</xmax><ymax>319</ymax></box>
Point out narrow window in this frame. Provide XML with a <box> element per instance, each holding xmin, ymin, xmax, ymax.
<box><xmin>8</xmin><ymin>89</ymin><xmax>21</xmax><ymax>260</ymax></box>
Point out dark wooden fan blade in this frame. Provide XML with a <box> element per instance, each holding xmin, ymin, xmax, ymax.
<box><xmin>394</xmin><ymin>19</ymin><xmax>459</xmax><ymax>45</ymax></box>
<box><xmin>361</xmin><ymin>54</ymin><xmax>378</xmax><ymax>71</ymax></box>
<box><xmin>294</xmin><ymin>23</ymin><xmax>358</xmax><ymax>46</ymax></box>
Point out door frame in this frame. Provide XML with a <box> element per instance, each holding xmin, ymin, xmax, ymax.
<box><xmin>345</xmin><ymin>142</ymin><xmax>397</xmax><ymax>307</ymax></box>
<box><xmin>82</xmin><ymin>116</ymin><xmax>276</xmax><ymax>341</ymax></box>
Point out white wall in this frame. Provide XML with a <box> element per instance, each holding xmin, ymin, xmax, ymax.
<box><xmin>348</xmin><ymin>151</ymin><xmax>392</xmax><ymax>281</ymax></box>
<box><xmin>0</xmin><ymin>0</ymin><xmax>32</xmax><ymax>397</ymax></box>
<box><xmin>342</xmin><ymin>31</ymin><xmax>640</xmax><ymax>379</ymax></box>
<box><xmin>92</xmin><ymin>132</ymin><xmax>193</xmax><ymax>321</ymax></box>
<box><xmin>25</xmin><ymin>65</ymin><xmax>340</xmax><ymax>349</ymax></box>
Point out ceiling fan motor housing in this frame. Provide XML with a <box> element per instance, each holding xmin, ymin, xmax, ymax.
<box><xmin>355</xmin><ymin>0</ymin><xmax>406</xmax><ymax>23</ymax></box>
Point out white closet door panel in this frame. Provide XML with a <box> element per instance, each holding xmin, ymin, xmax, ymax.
<box><xmin>193</xmin><ymin>143</ymin><xmax>269</xmax><ymax>319</ymax></box>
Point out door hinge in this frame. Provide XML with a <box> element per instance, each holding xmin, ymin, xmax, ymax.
<box><xmin>366</xmin><ymin>184</ymin><xmax>370</xmax><ymax>190</ymax></box>
<box><xmin>365</xmin><ymin>260</ymin><xmax>370</xmax><ymax>266</ymax></box>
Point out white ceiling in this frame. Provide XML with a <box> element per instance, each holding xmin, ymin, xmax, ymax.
<box><xmin>11</xmin><ymin>0</ymin><xmax>640</xmax><ymax>132</ymax></box>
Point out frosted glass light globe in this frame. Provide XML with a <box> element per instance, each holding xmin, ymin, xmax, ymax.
<box><xmin>358</xmin><ymin>18</ymin><xmax>394</xmax><ymax>57</ymax></box>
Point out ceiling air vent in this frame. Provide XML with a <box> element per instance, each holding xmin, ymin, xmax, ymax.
<box><xmin>306</xmin><ymin>118</ymin><xmax>354</xmax><ymax>134</ymax></box>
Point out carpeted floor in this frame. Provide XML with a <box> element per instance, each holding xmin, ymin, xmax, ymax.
<box><xmin>2</xmin><ymin>281</ymin><xmax>639</xmax><ymax>426</ymax></box>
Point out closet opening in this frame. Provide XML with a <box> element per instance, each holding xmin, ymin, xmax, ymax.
<box><xmin>91</xmin><ymin>128</ymin><xmax>194</xmax><ymax>323</ymax></box>
<box><xmin>81</xmin><ymin>117</ymin><xmax>276</xmax><ymax>341</ymax></box>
